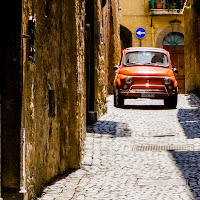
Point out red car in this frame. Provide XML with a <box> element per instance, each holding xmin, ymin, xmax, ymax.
<box><xmin>113</xmin><ymin>47</ymin><xmax>178</xmax><ymax>108</ymax></box>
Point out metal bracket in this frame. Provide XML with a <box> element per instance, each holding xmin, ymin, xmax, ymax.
<box><xmin>28</xmin><ymin>16</ymin><xmax>36</xmax><ymax>63</ymax></box>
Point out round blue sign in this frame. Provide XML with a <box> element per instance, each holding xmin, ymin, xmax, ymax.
<box><xmin>135</xmin><ymin>28</ymin><xmax>146</xmax><ymax>39</ymax></box>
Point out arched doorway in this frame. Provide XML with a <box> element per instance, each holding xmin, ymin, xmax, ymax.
<box><xmin>120</xmin><ymin>25</ymin><xmax>132</xmax><ymax>50</ymax></box>
<box><xmin>163</xmin><ymin>32</ymin><xmax>185</xmax><ymax>94</ymax></box>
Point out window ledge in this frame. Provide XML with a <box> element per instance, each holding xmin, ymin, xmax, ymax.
<box><xmin>150</xmin><ymin>9</ymin><xmax>183</xmax><ymax>15</ymax></box>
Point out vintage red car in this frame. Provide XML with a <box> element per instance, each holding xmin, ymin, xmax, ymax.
<box><xmin>113</xmin><ymin>47</ymin><xmax>178</xmax><ymax>108</ymax></box>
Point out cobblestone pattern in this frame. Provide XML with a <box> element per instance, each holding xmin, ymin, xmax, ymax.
<box><xmin>38</xmin><ymin>94</ymin><xmax>200</xmax><ymax>200</ymax></box>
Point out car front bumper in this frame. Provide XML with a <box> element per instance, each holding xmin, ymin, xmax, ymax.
<box><xmin>120</xmin><ymin>86</ymin><xmax>177</xmax><ymax>99</ymax></box>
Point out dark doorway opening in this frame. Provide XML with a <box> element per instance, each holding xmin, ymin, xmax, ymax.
<box><xmin>1</xmin><ymin>0</ymin><xmax>22</xmax><ymax>199</ymax></box>
<box><xmin>85</xmin><ymin>0</ymin><xmax>97</xmax><ymax>124</ymax></box>
<box><xmin>120</xmin><ymin>25</ymin><xmax>132</xmax><ymax>50</ymax></box>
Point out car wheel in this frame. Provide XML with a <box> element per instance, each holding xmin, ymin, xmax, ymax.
<box><xmin>115</xmin><ymin>88</ymin><xmax>124</xmax><ymax>108</ymax></box>
<box><xmin>164</xmin><ymin>93</ymin><xmax>177</xmax><ymax>109</ymax></box>
<box><xmin>170</xmin><ymin>93</ymin><xmax>178</xmax><ymax>109</ymax></box>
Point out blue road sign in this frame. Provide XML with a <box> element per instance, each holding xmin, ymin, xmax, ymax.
<box><xmin>135</xmin><ymin>28</ymin><xmax>146</xmax><ymax>39</ymax></box>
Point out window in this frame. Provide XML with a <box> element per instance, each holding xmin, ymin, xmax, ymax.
<box><xmin>163</xmin><ymin>32</ymin><xmax>184</xmax><ymax>46</ymax></box>
<box><xmin>124</xmin><ymin>51</ymin><xmax>169</xmax><ymax>68</ymax></box>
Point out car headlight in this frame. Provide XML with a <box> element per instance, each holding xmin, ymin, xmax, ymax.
<box><xmin>125</xmin><ymin>77</ymin><xmax>132</xmax><ymax>84</ymax></box>
<box><xmin>164</xmin><ymin>78</ymin><xmax>172</xmax><ymax>85</ymax></box>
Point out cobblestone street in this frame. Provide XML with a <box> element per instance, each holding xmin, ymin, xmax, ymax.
<box><xmin>38</xmin><ymin>94</ymin><xmax>200</xmax><ymax>200</ymax></box>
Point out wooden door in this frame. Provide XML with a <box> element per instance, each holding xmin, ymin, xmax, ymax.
<box><xmin>163</xmin><ymin>46</ymin><xmax>185</xmax><ymax>94</ymax></box>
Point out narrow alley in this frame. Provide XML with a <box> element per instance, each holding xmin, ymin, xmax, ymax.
<box><xmin>38</xmin><ymin>94</ymin><xmax>200</xmax><ymax>200</ymax></box>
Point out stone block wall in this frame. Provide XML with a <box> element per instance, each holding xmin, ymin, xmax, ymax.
<box><xmin>184</xmin><ymin>0</ymin><xmax>200</xmax><ymax>94</ymax></box>
<box><xmin>94</xmin><ymin>0</ymin><xmax>108</xmax><ymax>117</ymax></box>
<box><xmin>94</xmin><ymin>0</ymin><xmax>121</xmax><ymax>113</ymax></box>
<box><xmin>22</xmin><ymin>0</ymin><xmax>86</xmax><ymax>198</ymax></box>
<box><xmin>108</xmin><ymin>0</ymin><xmax>121</xmax><ymax>94</ymax></box>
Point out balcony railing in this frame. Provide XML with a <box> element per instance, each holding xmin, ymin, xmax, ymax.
<box><xmin>149</xmin><ymin>0</ymin><xmax>185</xmax><ymax>15</ymax></box>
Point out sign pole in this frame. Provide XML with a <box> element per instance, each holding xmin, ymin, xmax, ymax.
<box><xmin>139</xmin><ymin>39</ymin><xmax>142</xmax><ymax>47</ymax></box>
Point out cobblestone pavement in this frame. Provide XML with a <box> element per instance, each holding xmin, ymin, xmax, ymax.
<box><xmin>38</xmin><ymin>94</ymin><xmax>200</xmax><ymax>200</ymax></box>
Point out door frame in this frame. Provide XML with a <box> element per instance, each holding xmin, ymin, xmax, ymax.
<box><xmin>163</xmin><ymin>45</ymin><xmax>185</xmax><ymax>94</ymax></box>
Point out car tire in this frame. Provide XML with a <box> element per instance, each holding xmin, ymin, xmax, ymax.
<box><xmin>115</xmin><ymin>88</ymin><xmax>124</xmax><ymax>108</ymax></box>
<box><xmin>164</xmin><ymin>93</ymin><xmax>177</xmax><ymax>109</ymax></box>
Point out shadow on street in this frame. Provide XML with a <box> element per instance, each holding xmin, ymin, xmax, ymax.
<box><xmin>178</xmin><ymin>108</ymin><xmax>200</xmax><ymax>139</ymax></box>
<box><xmin>178</xmin><ymin>94</ymin><xmax>200</xmax><ymax>139</ymax></box>
<box><xmin>87</xmin><ymin>120</ymin><xmax>132</xmax><ymax>137</ymax></box>
<box><xmin>187</xmin><ymin>94</ymin><xmax>200</xmax><ymax>108</ymax></box>
<box><xmin>171</xmin><ymin>94</ymin><xmax>200</xmax><ymax>199</ymax></box>
<box><xmin>123</xmin><ymin>104</ymin><xmax>168</xmax><ymax>110</ymax></box>
<box><xmin>170</xmin><ymin>150</ymin><xmax>200</xmax><ymax>199</ymax></box>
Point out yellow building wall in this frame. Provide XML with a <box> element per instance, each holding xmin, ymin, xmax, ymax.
<box><xmin>119</xmin><ymin>0</ymin><xmax>184</xmax><ymax>48</ymax></box>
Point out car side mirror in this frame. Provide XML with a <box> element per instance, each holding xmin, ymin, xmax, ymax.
<box><xmin>173</xmin><ymin>68</ymin><xmax>178</xmax><ymax>74</ymax></box>
<box><xmin>113</xmin><ymin>65</ymin><xmax>119</xmax><ymax>70</ymax></box>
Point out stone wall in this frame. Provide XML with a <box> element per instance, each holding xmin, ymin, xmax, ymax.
<box><xmin>2</xmin><ymin>0</ymin><xmax>122</xmax><ymax>198</ymax></box>
<box><xmin>94</xmin><ymin>0</ymin><xmax>121</xmax><ymax>109</ymax></box>
<box><xmin>108</xmin><ymin>0</ymin><xmax>121</xmax><ymax>94</ymax></box>
<box><xmin>22</xmin><ymin>0</ymin><xmax>86</xmax><ymax>198</ymax></box>
<box><xmin>94</xmin><ymin>0</ymin><xmax>108</xmax><ymax>117</ymax></box>
<box><xmin>184</xmin><ymin>0</ymin><xmax>200</xmax><ymax>94</ymax></box>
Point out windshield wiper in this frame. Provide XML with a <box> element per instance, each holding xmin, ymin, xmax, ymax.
<box><xmin>124</xmin><ymin>63</ymin><xmax>143</xmax><ymax>66</ymax></box>
<box><xmin>146</xmin><ymin>63</ymin><xmax>169</xmax><ymax>68</ymax></box>
<box><xmin>143</xmin><ymin>63</ymin><xmax>159</xmax><ymax>65</ymax></box>
<box><xmin>143</xmin><ymin>63</ymin><xmax>162</xmax><ymax>66</ymax></box>
<box><xmin>143</xmin><ymin>63</ymin><xmax>152</xmax><ymax>65</ymax></box>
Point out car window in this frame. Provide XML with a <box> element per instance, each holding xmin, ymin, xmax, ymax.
<box><xmin>124</xmin><ymin>51</ymin><xmax>169</xmax><ymax>68</ymax></box>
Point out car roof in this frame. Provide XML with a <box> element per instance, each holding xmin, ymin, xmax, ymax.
<box><xmin>125</xmin><ymin>47</ymin><xmax>168</xmax><ymax>53</ymax></box>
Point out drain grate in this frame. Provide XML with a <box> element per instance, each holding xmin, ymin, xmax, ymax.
<box><xmin>133</xmin><ymin>145</ymin><xmax>194</xmax><ymax>151</ymax></box>
<box><xmin>153</xmin><ymin>135</ymin><xmax>175</xmax><ymax>137</ymax></box>
<box><xmin>137</xmin><ymin>178</ymin><xmax>188</xmax><ymax>186</ymax></box>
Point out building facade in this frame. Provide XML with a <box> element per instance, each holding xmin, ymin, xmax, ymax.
<box><xmin>119</xmin><ymin>0</ymin><xmax>186</xmax><ymax>93</ymax></box>
<box><xmin>1</xmin><ymin>0</ymin><xmax>120</xmax><ymax>199</ymax></box>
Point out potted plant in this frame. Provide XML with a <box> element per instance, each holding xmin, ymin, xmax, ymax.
<box><xmin>171</xmin><ymin>2</ymin><xmax>177</xmax><ymax>9</ymax></box>
<box><xmin>156</xmin><ymin>0</ymin><xmax>164</xmax><ymax>9</ymax></box>
<box><xmin>176</xmin><ymin>0</ymin><xmax>185</xmax><ymax>9</ymax></box>
<box><xmin>166</xmin><ymin>0</ymin><xmax>180</xmax><ymax>9</ymax></box>
<box><xmin>150</xmin><ymin>0</ymin><xmax>155</xmax><ymax>9</ymax></box>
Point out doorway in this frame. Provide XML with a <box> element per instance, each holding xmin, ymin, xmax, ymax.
<box><xmin>85</xmin><ymin>0</ymin><xmax>96</xmax><ymax>124</ymax></box>
<box><xmin>163</xmin><ymin>32</ymin><xmax>185</xmax><ymax>94</ymax></box>
<box><xmin>120</xmin><ymin>25</ymin><xmax>132</xmax><ymax>50</ymax></box>
<box><xmin>1</xmin><ymin>0</ymin><xmax>22</xmax><ymax>198</ymax></box>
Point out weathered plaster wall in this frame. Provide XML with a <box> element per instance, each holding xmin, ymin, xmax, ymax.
<box><xmin>22</xmin><ymin>0</ymin><xmax>86</xmax><ymax>198</ymax></box>
<box><xmin>184</xmin><ymin>0</ymin><xmax>200</xmax><ymax>94</ymax></box>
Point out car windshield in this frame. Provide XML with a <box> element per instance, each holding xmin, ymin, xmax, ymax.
<box><xmin>124</xmin><ymin>51</ymin><xmax>169</xmax><ymax>68</ymax></box>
